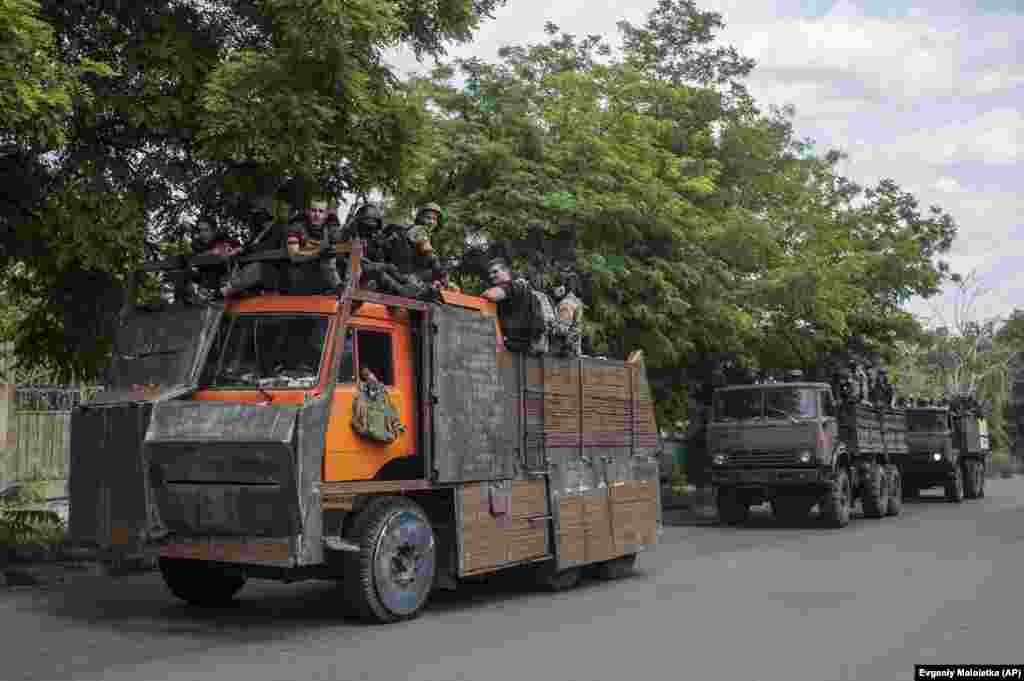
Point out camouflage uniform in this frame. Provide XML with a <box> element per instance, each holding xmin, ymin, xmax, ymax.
<box><xmin>550</xmin><ymin>290</ymin><xmax>583</xmax><ymax>357</ymax></box>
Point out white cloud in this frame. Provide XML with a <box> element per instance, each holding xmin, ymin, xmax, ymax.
<box><xmin>383</xmin><ymin>0</ymin><xmax>1023</xmax><ymax>319</ymax></box>
<box><xmin>883</xmin><ymin>108</ymin><xmax>1023</xmax><ymax>166</ymax></box>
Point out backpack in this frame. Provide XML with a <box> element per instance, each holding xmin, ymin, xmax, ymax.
<box><xmin>351</xmin><ymin>382</ymin><xmax>406</xmax><ymax>444</ymax></box>
<box><xmin>527</xmin><ymin>286</ymin><xmax>556</xmax><ymax>354</ymax></box>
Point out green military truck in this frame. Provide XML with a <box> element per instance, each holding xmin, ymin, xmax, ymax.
<box><xmin>897</xmin><ymin>402</ymin><xmax>989</xmax><ymax>502</ymax></box>
<box><xmin>708</xmin><ymin>376</ymin><xmax>905</xmax><ymax>528</ymax></box>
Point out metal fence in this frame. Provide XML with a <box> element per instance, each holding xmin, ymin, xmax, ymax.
<box><xmin>2</xmin><ymin>385</ymin><xmax>104</xmax><ymax>484</ymax></box>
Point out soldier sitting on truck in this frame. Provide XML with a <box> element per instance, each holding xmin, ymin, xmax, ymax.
<box><xmin>482</xmin><ymin>257</ymin><xmax>552</xmax><ymax>354</ymax></box>
<box><xmin>344</xmin><ymin>204</ymin><xmax>425</xmax><ymax>299</ymax></box>
<box><xmin>188</xmin><ymin>218</ymin><xmax>242</xmax><ymax>301</ymax></box>
<box><xmin>550</xmin><ymin>274</ymin><xmax>584</xmax><ymax>357</ymax></box>
<box><xmin>282</xmin><ymin>199</ymin><xmax>343</xmax><ymax>296</ymax></box>
<box><xmin>381</xmin><ymin>202</ymin><xmax>449</xmax><ymax>298</ymax></box>
<box><xmin>221</xmin><ymin>195</ymin><xmax>287</xmax><ymax>299</ymax></box>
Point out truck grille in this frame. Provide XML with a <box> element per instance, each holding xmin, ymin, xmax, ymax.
<box><xmin>726</xmin><ymin>451</ymin><xmax>800</xmax><ymax>467</ymax></box>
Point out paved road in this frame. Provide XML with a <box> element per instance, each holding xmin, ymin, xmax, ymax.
<box><xmin>3</xmin><ymin>479</ymin><xmax>1023</xmax><ymax>681</ymax></box>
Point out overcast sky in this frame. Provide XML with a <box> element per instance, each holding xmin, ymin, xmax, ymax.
<box><xmin>388</xmin><ymin>0</ymin><xmax>1022</xmax><ymax>328</ymax></box>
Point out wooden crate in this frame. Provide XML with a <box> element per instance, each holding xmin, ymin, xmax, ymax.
<box><xmin>556</xmin><ymin>494</ymin><xmax>586</xmax><ymax>567</ymax></box>
<box><xmin>583</xmin><ymin>492</ymin><xmax>616</xmax><ymax>563</ymax></box>
<box><xmin>460</xmin><ymin>480</ymin><xmax>552</xmax><ymax>575</ymax></box>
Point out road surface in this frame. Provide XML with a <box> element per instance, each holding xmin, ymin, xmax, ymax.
<box><xmin>3</xmin><ymin>478</ymin><xmax>1023</xmax><ymax>681</ymax></box>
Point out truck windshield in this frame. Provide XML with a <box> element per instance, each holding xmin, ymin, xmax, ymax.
<box><xmin>199</xmin><ymin>314</ymin><xmax>329</xmax><ymax>390</ymax></box>
<box><xmin>907</xmin><ymin>411</ymin><xmax>948</xmax><ymax>433</ymax></box>
<box><xmin>765</xmin><ymin>387</ymin><xmax>817</xmax><ymax>419</ymax></box>
<box><xmin>714</xmin><ymin>387</ymin><xmax>819</xmax><ymax>421</ymax></box>
<box><xmin>714</xmin><ymin>390</ymin><xmax>763</xmax><ymax>421</ymax></box>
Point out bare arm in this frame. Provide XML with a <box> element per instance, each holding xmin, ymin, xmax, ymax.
<box><xmin>482</xmin><ymin>285</ymin><xmax>507</xmax><ymax>302</ymax></box>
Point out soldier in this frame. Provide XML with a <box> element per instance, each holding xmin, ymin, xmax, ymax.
<box><xmin>550</xmin><ymin>274</ymin><xmax>584</xmax><ymax>357</ymax></box>
<box><xmin>482</xmin><ymin>257</ymin><xmax>551</xmax><ymax>354</ymax></box>
<box><xmin>345</xmin><ymin>204</ymin><xmax>428</xmax><ymax>300</ymax></box>
<box><xmin>282</xmin><ymin>199</ymin><xmax>343</xmax><ymax>295</ymax></box>
<box><xmin>385</xmin><ymin>202</ymin><xmax>446</xmax><ymax>288</ymax></box>
<box><xmin>190</xmin><ymin>217</ymin><xmax>241</xmax><ymax>299</ymax></box>
<box><xmin>221</xmin><ymin>195</ymin><xmax>286</xmax><ymax>298</ymax></box>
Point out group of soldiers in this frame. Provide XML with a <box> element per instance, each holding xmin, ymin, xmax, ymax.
<box><xmin>832</xmin><ymin>361</ymin><xmax>897</xmax><ymax>409</ymax></box>
<box><xmin>898</xmin><ymin>393</ymin><xmax>985</xmax><ymax>416</ymax></box>
<box><xmin>180</xmin><ymin>198</ymin><xmax>453</xmax><ymax>303</ymax></box>
<box><xmin>178</xmin><ymin>196</ymin><xmax>587</xmax><ymax>359</ymax></box>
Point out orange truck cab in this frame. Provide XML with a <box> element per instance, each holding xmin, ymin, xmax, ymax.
<box><xmin>68</xmin><ymin>242</ymin><xmax>662</xmax><ymax>622</ymax></box>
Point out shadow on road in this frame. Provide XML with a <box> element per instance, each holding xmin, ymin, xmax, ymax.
<box><xmin>667</xmin><ymin>504</ymin><xmax>914</xmax><ymax>531</ymax></box>
<box><xmin>26</xmin><ymin>560</ymin><xmax>653</xmax><ymax>642</ymax></box>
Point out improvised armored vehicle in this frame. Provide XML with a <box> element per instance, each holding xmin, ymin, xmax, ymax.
<box><xmin>708</xmin><ymin>378</ymin><xmax>905</xmax><ymax>528</ymax></box>
<box><xmin>67</xmin><ymin>242</ymin><xmax>662</xmax><ymax>622</ymax></box>
<box><xmin>897</xmin><ymin>404</ymin><xmax>989</xmax><ymax>501</ymax></box>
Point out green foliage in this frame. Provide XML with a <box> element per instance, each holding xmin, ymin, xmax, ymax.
<box><xmin>0</xmin><ymin>0</ymin><xmax>505</xmax><ymax>381</ymax></box>
<box><xmin>670</xmin><ymin>462</ymin><xmax>688</xmax><ymax>495</ymax></box>
<box><xmin>0</xmin><ymin>482</ymin><xmax>65</xmax><ymax>551</ymax></box>
<box><xmin>408</xmin><ymin>8</ymin><xmax>956</xmax><ymax>423</ymax></box>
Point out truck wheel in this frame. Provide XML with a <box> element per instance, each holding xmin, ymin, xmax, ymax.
<box><xmin>862</xmin><ymin>463</ymin><xmax>888</xmax><ymax>519</ymax></box>
<box><xmin>902</xmin><ymin>482</ymin><xmax>919</xmax><ymax>501</ymax></box>
<box><xmin>594</xmin><ymin>554</ymin><xmax>637</xmax><ymax>580</ymax></box>
<box><xmin>885</xmin><ymin>465</ymin><xmax>902</xmax><ymax>517</ymax></box>
<box><xmin>821</xmin><ymin>469</ymin><xmax>851</xmax><ymax>528</ymax></box>
<box><xmin>343</xmin><ymin>496</ymin><xmax>437</xmax><ymax>623</ymax></box>
<box><xmin>159</xmin><ymin>558</ymin><xmax>246</xmax><ymax>607</ymax></box>
<box><xmin>977</xmin><ymin>463</ymin><xmax>986</xmax><ymax>498</ymax></box>
<box><xmin>944</xmin><ymin>464</ymin><xmax>964</xmax><ymax>503</ymax></box>
<box><xmin>716</xmin><ymin>488</ymin><xmax>749</xmax><ymax>526</ymax></box>
<box><xmin>537</xmin><ymin>565</ymin><xmax>582</xmax><ymax>591</ymax></box>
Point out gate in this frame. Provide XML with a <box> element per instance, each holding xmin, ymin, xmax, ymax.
<box><xmin>1</xmin><ymin>385</ymin><xmax>103</xmax><ymax>484</ymax></box>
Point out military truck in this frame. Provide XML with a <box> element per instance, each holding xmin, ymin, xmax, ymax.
<box><xmin>897</xmin><ymin>402</ymin><xmax>990</xmax><ymax>502</ymax></box>
<box><xmin>67</xmin><ymin>242</ymin><xmax>661</xmax><ymax>623</ymax></box>
<box><xmin>708</xmin><ymin>376</ymin><xmax>905</xmax><ymax>528</ymax></box>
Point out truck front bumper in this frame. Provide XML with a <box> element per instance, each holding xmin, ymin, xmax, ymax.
<box><xmin>711</xmin><ymin>467</ymin><xmax>826</xmax><ymax>487</ymax></box>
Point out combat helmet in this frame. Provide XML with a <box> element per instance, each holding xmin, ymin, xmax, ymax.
<box><xmin>415</xmin><ymin>202</ymin><xmax>443</xmax><ymax>226</ymax></box>
<box><xmin>352</xmin><ymin>203</ymin><xmax>384</xmax><ymax>239</ymax></box>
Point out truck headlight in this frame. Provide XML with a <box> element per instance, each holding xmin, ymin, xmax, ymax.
<box><xmin>712</xmin><ymin>453</ymin><xmax>728</xmax><ymax>466</ymax></box>
<box><xmin>932</xmin><ymin>452</ymin><xmax>942</xmax><ymax>461</ymax></box>
<box><xmin>797</xmin><ymin>449</ymin><xmax>813</xmax><ymax>464</ymax></box>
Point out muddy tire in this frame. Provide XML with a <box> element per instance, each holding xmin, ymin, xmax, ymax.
<box><xmin>861</xmin><ymin>463</ymin><xmax>888</xmax><ymax>519</ymax></box>
<box><xmin>963</xmin><ymin>460</ymin><xmax>983</xmax><ymax>499</ymax></box>
<box><xmin>537</xmin><ymin>565</ymin><xmax>582</xmax><ymax>591</ymax></box>
<box><xmin>343</xmin><ymin>496</ymin><xmax>437</xmax><ymax>623</ymax></box>
<box><xmin>159</xmin><ymin>558</ymin><xmax>246</xmax><ymax>607</ymax></box>
<box><xmin>821</xmin><ymin>469</ymin><xmax>852</xmax><ymax>528</ymax></box>
<box><xmin>885</xmin><ymin>465</ymin><xmax>902</xmax><ymax>516</ymax></box>
<box><xmin>716</xmin><ymin>487</ymin><xmax>749</xmax><ymax>526</ymax></box>
<box><xmin>945</xmin><ymin>463</ymin><xmax>964</xmax><ymax>503</ymax></box>
<box><xmin>594</xmin><ymin>554</ymin><xmax>638</xmax><ymax>580</ymax></box>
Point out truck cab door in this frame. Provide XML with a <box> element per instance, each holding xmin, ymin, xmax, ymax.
<box><xmin>323</xmin><ymin>323</ymin><xmax>419</xmax><ymax>481</ymax></box>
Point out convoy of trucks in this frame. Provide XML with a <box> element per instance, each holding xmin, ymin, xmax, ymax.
<box><xmin>708</xmin><ymin>375</ymin><xmax>991</xmax><ymax>527</ymax></box>
<box><xmin>67</xmin><ymin>243</ymin><xmax>662</xmax><ymax>623</ymax></box>
<box><xmin>64</xmin><ymin>233</ymin><xmax>1000</xmax><ymax>622</ymax></box>
<box><xmin>898</xmin><ymin>402</ymin><xmax>989</xmax><ymax>502</ymax></box>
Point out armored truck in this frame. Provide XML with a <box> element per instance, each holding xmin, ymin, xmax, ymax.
<box><xmin>897</xmin><ymin>405</ymin><xmax>989</xmax><ymax>502</ymax></box>
<box><xmin>708</xmin><ymin>378</ymin><xmax>905</xmax><ymax>528</ymax></box>
<box><xmin>67</xmin><ymin>243</ymin><xmax>662</xmax><ymax>622</ymax></box>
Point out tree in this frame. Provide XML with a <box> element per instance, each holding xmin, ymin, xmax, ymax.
<box><xmin>888</xmin><ymin>276</ymin><xmax>1022</xmax><ymax>453</ymax></box>
<box><xmin>406</xmin><ymin>8</ymin><xmax>956</xmax><ymax>423</ymax></box>
<box><xmin>0</xmin><ymin>0</ymin><xmax>505</xmax><ymax>381</ymax></box>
